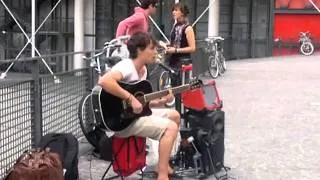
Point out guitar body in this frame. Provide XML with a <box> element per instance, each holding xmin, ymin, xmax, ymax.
<box><xmin>92</xmin><ymin>80</ymin><xmax>153</xmax><ymax>132</ymax></box>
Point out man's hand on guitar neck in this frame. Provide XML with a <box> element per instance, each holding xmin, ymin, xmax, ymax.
<box><xmin>164</xmin><ymin>89</ymin><xmax>174</xmax><ymax>103</ymax></box>
<box><xmin>149</xmin><ymin>89</ymin><xmax>174</xmax><ymax>107</ymax></box>
<box><xmin>129</xmin><ymin>95</ymin><xmax>143</xmax><ymax>114</ymax></box>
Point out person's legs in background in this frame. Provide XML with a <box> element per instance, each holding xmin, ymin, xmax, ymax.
<box><xmin>169</xmin><ymin>61</ymin><xmax>182</xmax><ymax>115</ymax></box>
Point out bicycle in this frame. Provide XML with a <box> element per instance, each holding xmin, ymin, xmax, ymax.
<box><xmin>78</xmin><ymin>35</ymin><xmax>130</xmax><ymax>148</ymax></box>
<box><xmin>299</xmin><ymin>31</ymin><xmax>314</xmax><ymax>56</ymax></box>
<box><xmin>204</xmin><ymin>36</ymin><xmax>227</xmax><ymax>79</ymax></box>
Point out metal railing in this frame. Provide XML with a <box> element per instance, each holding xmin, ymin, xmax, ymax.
<box><xmin>0</xmin><ymin>51</ymin><xmax>94</xmax><ymax>179</ymax></box>
<box><xmin>0</xmin><ymin>80</ymin><xmax>33</xmax><ymax>179</ymax></box>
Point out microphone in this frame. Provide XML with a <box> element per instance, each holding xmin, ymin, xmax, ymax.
<box><xmin>187</xmin><ymin>136</ymin><xmax>195</xmax><ymax>143</ymax></box>
<box><xmin>156</xmin><ymin>60</ymin><xmax>176</xmax><ymax>75</ymax></box>
<box><xmin>187</xmin><ymin>136</ymin><xmax>200</xmax><ymax>154</ymax></box>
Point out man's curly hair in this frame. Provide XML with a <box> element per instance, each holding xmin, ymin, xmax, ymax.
<box><xmin>140</xmin><ymin>0</ymin><xmax>159</xmax><ymax>9</ymax></box>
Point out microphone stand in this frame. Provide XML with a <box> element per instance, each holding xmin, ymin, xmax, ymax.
<box><xmin>174</xmin><ymin>136</ymin><xmax>205</xmax><ymax>177</ymax></box>
<box><xmin>156</xmin><ymin>60</ymin><xmax>177</xmax><ymax>75</ymax></box>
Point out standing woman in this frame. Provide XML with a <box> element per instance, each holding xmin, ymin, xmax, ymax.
<box><xmin>166</xmin><ymin>3</ymin><xmax>196</xmax><ymax>114</ymax></box>
<box><xmin>166</xmin><ymin>3</ymin><xmax>196</xmax><ymax>70</ymax></box>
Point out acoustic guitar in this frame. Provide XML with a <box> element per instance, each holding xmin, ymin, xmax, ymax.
<box><xmin>91</xmin><ymin>79</ymin><xmax>202</xmax><ymax>131</ymax></box>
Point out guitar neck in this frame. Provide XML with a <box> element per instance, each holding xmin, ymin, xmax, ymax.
<box><xmin>144</xmin><ymin>84</ymin><xmax>190</xmax><ymax>102</ymax></box>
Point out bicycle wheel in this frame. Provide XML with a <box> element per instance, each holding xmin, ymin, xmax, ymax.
<box><xmin>208</xmin><ymin>55</ymin><xmax>219</xmax><ymax>79</ymax></box>
<box><xmin>158</xmin><ymin>71</ymin><xmax>175</xmax><ymax>108</ymax></box>
<box><xmin>158</xmin><ymin>70</ymin><xmax>171</xmax><ymax>91</ymax></box>
<box><xmin>218</xmin><ymin>53</ymin><xmax>226</xmax><ymax>75</ymax></box>
<box><xmin>300</xmin><ymin>42</ymin><xmax>314</xmax><ymax>56</ymax></box>
<box><xmin>221</xmin><ymin>54</ymin><xmax>227</xmax><ymax>71</ymax></box>
<box><xmin>78</xmin><ymin>92</ymin><xmax>101</xmax><ymax>148</ymax></box>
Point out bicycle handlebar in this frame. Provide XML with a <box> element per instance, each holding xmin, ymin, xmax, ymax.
<box><xmin>205</xmin><ymin>36</ymin><xmax>225</xmax><ymax>42</ymax></box>
<box><xmin>104</xmin><ymin>35</ymin><xmax>131</xmax><ymax>47</ymax></box>
<box><xmin>82</xmin><ymin>51</ymin><xmax>105</xmax><ymax>61</ymax></box>
<box><xmin>84</xmin><ymin>36</ymin><xmax>127</xmax><ymax>61</ymax></box>
<box><xmin>300</xmin><ymin>31</ymin><xmax>311</xmax><ymax>36</ymax></box>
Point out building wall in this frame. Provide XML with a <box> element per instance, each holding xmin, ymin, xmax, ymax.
<box><xmin>1</xmin><ymin>0</ymin><xmax>274</xmax><ymax>72</ymax></box>
<box><xmin>273</xmin><ymin>0</ymin><xmax>320</xmax><ymax>56</ymax></box>
<box><xmin>274</xmin><ymin>14</ymin><xmax>320</xmax><ymax>42</ymax></box>
<box><xmin>0</xmin><ymin>0</ymin><xmax>97</xmax><ymax>72</ymax></box>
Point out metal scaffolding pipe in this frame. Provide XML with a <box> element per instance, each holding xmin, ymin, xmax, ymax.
<box><xmin>6</xmin><ymin>0</ymin><xmax>62</xmax><ymax>63</ymax></box>
<box><xmin>0</xmin><ymin>0</ymin><xmax>61</xmax><ymax>82</ymax></box>
<box><xmin>36</xmin><ymin>0</ymin><xmax>62</xmax><ymax>34</ymax></box>
<box><xmin>0</xmin><ymin>0</ymin><xmax>30</xmax><ymax>41</ymax></box>
<box><xmin>309</xmin><ymin>0</ymin><xmax>320</xmax><ymax>13</ymax></box>
<box><xmin>192</xmin><ymin>0</ymin><xmax>216</xmax><ymax>27</ymax></box>
<box><xmin>136</xmin><ymin>0</ymin><xmax>170</xmax><ymax>43</ymax></box>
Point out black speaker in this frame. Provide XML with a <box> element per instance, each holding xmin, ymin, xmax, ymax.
<box><xmin>184</xmin><ymin>109</ymin><xmax>225</xmax><ymax>173</ymax></box>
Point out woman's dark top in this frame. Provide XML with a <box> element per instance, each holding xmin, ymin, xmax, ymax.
<box><xmin>168</xmin><ymin>22</ymin><xmax>191</xmax><ymax>69</ymax></box>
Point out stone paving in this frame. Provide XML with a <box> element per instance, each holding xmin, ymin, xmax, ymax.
<box><xmin>78</xmin><ymin>54</ymin><xmax>320</xmax><ymax>180</ymax></box>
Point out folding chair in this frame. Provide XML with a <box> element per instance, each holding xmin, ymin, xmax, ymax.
<box><xmin>101</xmin><ymin>136</ymin><xmax>146</xmax><ymax>180</ymax></box>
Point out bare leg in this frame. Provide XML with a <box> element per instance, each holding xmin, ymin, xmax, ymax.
<box><xmin>167</xmin><ymin>110</ymin><xmax>181</xmax><ymax>126</ymax></box>
<box><xmin>157</xmin><ymin>121</ymin><xmax>179</xmax><ymax>180</ymax></box>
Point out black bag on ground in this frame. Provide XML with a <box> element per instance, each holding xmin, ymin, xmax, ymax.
<box><xmin>38</xmin><ymin>133</ymin><xmax>79</xmax><ymax>180</ymax></box>
<box><xmin>98</xmin><ymin>134</ymin><xmax>113</xmax><ymax>161</ymax></box>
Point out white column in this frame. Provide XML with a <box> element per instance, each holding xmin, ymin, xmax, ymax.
<box><xmin>74</xmin><ymin>0</ymin><xmax>84</xmax><ymax>69</ymax></box>
<box><xmin>208</xmin><ymin>0</ymin><xmax>219</xmax><ymax>37</ymax></box>
<box><xmin>31</xmin><ymin>0</ymin><xmax>36</xmax><ymax>57</ymax></box>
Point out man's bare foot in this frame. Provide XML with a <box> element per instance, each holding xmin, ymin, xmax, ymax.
<box><xmin>157</xmin><ymin>175</ymin><xmax>169</xmax><ymax>180</ymax></box>
<box><xmin>155</xmin><ymin>165</ymin><xmax>174</xmax><ymax>175</ymax></box>
<box><xmin>168</xmin><ymin>166</ymin><xmax>174</xmax><ymax>174</ymax></box>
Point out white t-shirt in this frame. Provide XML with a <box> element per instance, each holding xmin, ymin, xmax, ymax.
<box><xmin>111</xmin><ymin>58</ymin><xmax>147</xmax><ymax>82</ymax></box>
<box><xmin>105</xmin><ymin>58</ymin><xmax>147</xmax><ymax>137</ymax></box>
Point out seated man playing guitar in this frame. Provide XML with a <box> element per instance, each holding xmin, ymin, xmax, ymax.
<box><xmin>98</xmin><ymin>32</ymin><xmax>180</xmax><ymax>180</ymax></box>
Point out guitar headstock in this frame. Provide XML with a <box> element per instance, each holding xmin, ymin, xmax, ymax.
<box><xmin>189</xmin><ymin>78</ymin><xmax>203</xmax><ymax>90</ymax></box>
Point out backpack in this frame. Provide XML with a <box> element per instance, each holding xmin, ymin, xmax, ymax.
<box><xmin>38</xmin><ymin>133</ymin><xmax>79</xmax><ymax>180</ymax></box>
<box><xmin>111</xmin><ymin>136</ymin><xmax>146</xmax><ymax>177</ymax></box>
<box><xmin>5</xmin><ymin>148</ymin><xmax>64</xmax><ymax>180</ymax></box>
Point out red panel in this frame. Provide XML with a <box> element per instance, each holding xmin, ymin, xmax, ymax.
<box><xmin>288</xmin><ymin>0</ymin><xmax>308</xmax><ymax>9</ymax></box>
<box><xmin>275</xmin><ymin>0</ymin><xmax>290</xmax><ymax>8</ymax></box>
<box><xmin>275</xmin><ymin>0</ymin><xmax>320</xmax><ymax>9</ymax></box>
<box><xmin>274</xmin><ymin>14</ymin><xmax>320</xmax><ymax>42</ymax></box>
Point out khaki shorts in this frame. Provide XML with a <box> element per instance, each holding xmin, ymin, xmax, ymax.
<box><xmin>114</xmin><ymin>108</ymin><xmax>172</xmax><ymax>140</ymax></box>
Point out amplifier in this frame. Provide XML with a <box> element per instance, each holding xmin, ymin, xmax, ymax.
<box><xmin>182</xmin><ymin>79</ymin><xmax>222</xmax><ymax>111</ymax></box>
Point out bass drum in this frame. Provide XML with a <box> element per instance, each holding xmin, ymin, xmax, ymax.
<box><xmin>146</xmin><ymin>133</ymin><xmax>181</xmax><ymax>166</ymax></box>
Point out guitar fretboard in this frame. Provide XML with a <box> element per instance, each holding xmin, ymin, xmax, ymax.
<box><xmin>144</xmin><ymin>84</ymin><xmax>190</xmax><ymax>102</ymax></box>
